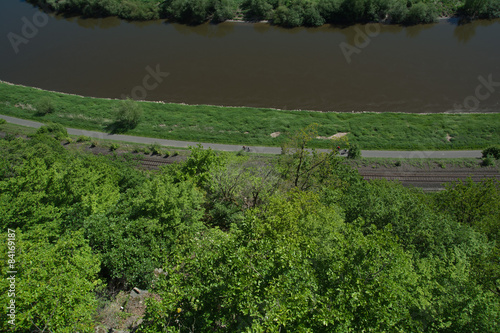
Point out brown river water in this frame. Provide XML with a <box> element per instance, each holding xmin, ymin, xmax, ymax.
<box><xmin>1</xmin><ymin>0</ymin><xmax>499</xmax><ymax>113</ymax></box>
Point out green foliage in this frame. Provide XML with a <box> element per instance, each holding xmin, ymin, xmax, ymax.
<box><xmin>482</xmin><ymin>145</ymin><xmax>500</xmax><ymax>159</ymax></box>
<box><xmin>1</xmin><ymin>127</ymin><xmax>500</xmax><ymax>331</ymax></box>
<box><xmin>36</xmin><ymin>122</ymin><xmax>68</xmax><ymax>140</ymax></box>
<box><xmin>405</xmin><ymin>2</ymin><xmax>438</xmax><ymax>24</ymax></box>
<box><xmin>178</xmin><ymin>144</ymin><xmax>228</xmax><ymax>186</ymax></box>
<box><xmin>247</xmin><ymin>0</ymin><xmax>274</xmax><ymax>19</ymax></box>
<box><xmin>162</xmin><ymin>0</ymin><xmax>213</xmax><ymax>24</ymax></box>
<box><xmin>464</xmin><ymin>0</ymin><xmax>500</xmax><ymax>18</ymax></box>
<box><xmin>35</xmin><ymin>96</ymin><xmax>56</xmax><ymax>115</ymax></box>
<box><xmin>214</xmin><ymin>0</ymin><xmax>239</xmax><ymax>21</ymax></box>
<box><xmin>77</xmin><ymin>135</ymin><xmax>90</xmax><ymax>142</ymax></box>
<box><xmin>278</xmin><ymin>124</ymin><xmax>350</xmax><ymax>191</ymax></box>
<box><xmin>482</xmin><ymin>155</ymin><xmax>495</xmax><ymax>166</ymax></box>
<box><xmin>112</xmin><ymin>98</ymin><xmax>143</xmax><ymax>133</ymax></box>
<box><xmin>30</xmin><ymin>0</ymin><xmax>494</xmax><ymax>26</ymax></box>
<box><xmin>0</xmin><ymin>118</ymin><xmax>7</xmax><ymax>125</ymax></box>
<box><xmin>1</xmin><ymin>82</ymin><xmax>498</xmax><ymax>150</ymax></box>
<box><xmin>139</xmin><ymin>192</ymin><xmax>421</xmax><ymax>332</ymax></box>
<box><xmin>109</xmin><ymin>142</ymin><xmax>120</xmax><ymax>151</ymax></box>
<box><xmin>149</xmin><ymin>142</ymin><xmax>162</xmax><ymax>155</ymax></box>
<box><xmin>0</xmin><ymin>230</ymin><xmax>101</xmax><ymax>333</ymax></box>
<box><xmin>347</xmin><ymin>142</ymin><xmax>361</xmax><ymax>159</ymax></box>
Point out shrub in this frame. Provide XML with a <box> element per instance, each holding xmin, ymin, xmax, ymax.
<box><xmin>482</xmin><ymin>156</ymin><xmax>495</xmax><ymax>167</ymax></box>
<box><xmin>35</xmin><ymin>97</ymin><xmax>56</xmax><ymax>115</ymax></box>
<box><xmin>347</xmin><ymin>143</ymin><xmax>361</xmax><ymax>159</ymax></box>
<box><xmin>405</xmin><ymin>2</ymin><xmax>437</xmax><ymax>25</ymax></box>
<box><xmin>110</xmin><ymin>143</ymin><xmax>120</xmax><ymax>151</ymax></box>
<box><xmin>113</xmin><ymin>99</ymin><xmax>143</xmax><ymax>131</ymax></box>
<box><xmin>90</xmin><ymin>141</ymin><xmax>98</xmax><ymax>148</ymax></box>
<box><xmin>247</xmin><ymin>0</ymin><xmax>274</xmax><ymax>19</ymax></box>
<box><xmin>395</xmin><ymin>160</ymin><xmax>402</xmax><ymax>167</ymax></box>
<box><xmin>77</xmin><ymin>135</ymin><xmax>90</xmax><ymax>142</ymax></box>
<box><xmin>0</xmin><ymin>118</ymin><xmax>6</xmax><ymax>125</ymax></box>
<box><xmin>388</xmin><ymin>0</ymin><xmax>408</xmax><ymax>23</ymax></box>
<box><xmin>482</xmin><ymin>146</ymin><xmax>500</xmax><ymax>159</ymax></box>
<box><xmin>173</xmin><ymin>151</ymin><xmax>179</xmax><ymax>157</ymax></box>
<box><xmin>3</xmin><ymin>133</ymin><xmax>16</xmax><ymax>141</ymax></box>
<box><xmin>213</xmin><ymin>0</ymin><xmax>238</xmax><ymax>21</ymax></box>
<box><xmin>164</xmin><ymin>151</ymin><xmax>171</xmax><ymax>158</ymax></box>
<box><xmin>149</xmin><ymin>143</ymin><xmax>162</xmax><ymax>155</ymax></box>
<box><xmin>36</xmin><ymin>122</ymin><xmax>68</xmax><ymax>140</ymax></box>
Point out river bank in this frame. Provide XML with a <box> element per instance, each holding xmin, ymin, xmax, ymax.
<box><xmin>1</xmin><ymin>81</ymin><xmax>499</xmax><ymax>150</ymax></box>
<box><xmin>27</xmin><ymin>0</ymin><xmax>500</xmax><ymax>27</ymax></box>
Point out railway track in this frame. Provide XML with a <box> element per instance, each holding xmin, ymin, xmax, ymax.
<box><xmin>139</xmin><ymin>157</ymin><xmax>174</xmax><ymax>169</ymax></box>
<box><xmin>359</xmin><ymin>170</ymin><xmax>500</xmax><ymax>191</ymax></box>
<box><xmin>136</xmin><ymin>155</ymin><xmax>500</xmax><ymax>191</ymax></box>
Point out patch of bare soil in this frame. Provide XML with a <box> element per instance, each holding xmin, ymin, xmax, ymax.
<box><xmin>316</xmin><ymin>132</ymin><xmax>349</xmax><ymax>140</ymax></box>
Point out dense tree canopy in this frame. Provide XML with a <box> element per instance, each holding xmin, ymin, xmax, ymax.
<box><xmin>1</xmin><ymin>128</ymin><xmax>499</xmax><ymax>332</ymax></box>
<box><xmin>30</xmin><ymin>0</ymin><xmax>500</xmax><ymax>27</ymax></box>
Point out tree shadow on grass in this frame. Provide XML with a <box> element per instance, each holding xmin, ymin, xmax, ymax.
<box><xmin>105</xmin><ymin>121</ymin><xmax>138</xmax><ymax>134</ymax></box>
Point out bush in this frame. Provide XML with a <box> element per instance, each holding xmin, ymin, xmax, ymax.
<box><xmin>388</xmin><ymin>0</ymin><xmax>408</xmax><ymax>23</ymax></box>
<box><xmin>113</xmin><ymin>99</ymin><xmax>143</xmax><ymax>132</ymax></box>
<box><xmin>36</xmin><ymin>122</ymin><xmax>68</xmax><ymax>140</ymax></box>
<box><xmin>77</xmin><ymin>135</ymin><xmax>91</xmax><ymax>142</ymax></box>
<box><xmin>482</xmin><ymin>155</ymin><xmax>496</xmax><ymax>167</ymax></box>
<box><xmin>273</xmin><ymin>5</ymin><xmax>304</xmax><ymax>27</ymax></box>
<box><xmin>213</xmin><ymin>0</ymin><xmax>238</xmax><ymax>22</ymax></box>
<box><xmin>90</xmin><ymin>141</ymin><xmax>98</xmax><ymax>148</ymax></box>
<box><xmin>149</xmin><ymin>143</ymin><xmax>162</xmax><ymax>155</ymax></box>
<box><xmin>162</xmin><ymin>0</ymin><xmax>212</xmax><ymax>24</ymax></box>
<box><xmin>405</xmin><ymin>2</ymin><xmax>437</xmax><ymax>25</ymax></box>
<box><xmin>164</xmin><ymin>151</ymin><xmax>171</xmax><ymax>158</ymax></box>
<box><xmin>0</xmin><ymin>118</ymin><xmax>6</xmax><ymax>125</ymax></box>
<box><xmin>110</xmin><ymin>143</ymin><xmax>120</xmax><ymax>151</ymax></box>
<box><xmin>482</xmin><ymin>146</ymin><xmax>500</xmax><ymax>159</ymax></box>
<box><xmin>35</xmin><ymin>97</ymin><xmax>56</xmax><ymax>115</ymax></box>
<box><xmin>247</xmin><ymin>0</ymin><xmax>274</xmax><ymax>19</ymax></box>
<box><xmin>347</xmin><ymin>143</ymin><xmax>361</xmax><ymax>159</ymax></box>
<box><xmin>173</xmin><ymin>151</ymin><xmax>179</xmax><ymax>156</ymax></box>
<box><xmin>3</xmin><ymin>133</ymin><xmax>16</xmax><ymax>141</ymax></box>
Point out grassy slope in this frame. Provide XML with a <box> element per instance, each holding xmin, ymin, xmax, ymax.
<box><xmin>0</xmin><ymin>82</ymin><xmax>499</xmax><ymax>150</ymax></box>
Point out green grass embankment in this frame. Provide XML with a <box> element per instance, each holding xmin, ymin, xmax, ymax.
<box><xmin>0</xmin><ymin>81</ymin><xmax>499</xmax><ymax>150</ymax></box>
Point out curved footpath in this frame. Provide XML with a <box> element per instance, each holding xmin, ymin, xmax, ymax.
<box><xmin>0</xmin><ymin>115</ymin><xmax>483</xmax><ymax>159</ymax></box>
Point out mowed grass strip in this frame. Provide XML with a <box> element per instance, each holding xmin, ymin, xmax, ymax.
<box><xmin>0</xmin><ymin>82</ymin><xmax>499</xmax><ymax>150</ymax></box>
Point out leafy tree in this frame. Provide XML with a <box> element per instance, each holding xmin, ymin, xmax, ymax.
<box><xmin>482</xmin><ymin>145</ymin><xmax>500</xmax><ymax>159</ymax></box>
<box><xmin>405</xmin><ymin>2</ymin><xmax>437</xmax><ymax>25</ymax></box>
<box><xmin>214</xmin><ymin>0</ymin><xmax>239</xmax><ymax>21</ymax></box>
<box><xmin>139</xmin><ymin>191</ymin><xmax>422</xmax><ymax>332</ymax></box>
<box><xmin>162</xmin><ymin>0</ymin><xmax>213</xmax><ymax>23</ymax></box>
<box><xmin>0</xmin><ymin>230</ymin><xmax>101</xmax><ymax>333</ymax></box>
<box><xmin>112</xmin><ymin>98</ymin><xmax>143</xmax><ymax>132</ymax></box>
<box><xmin>35</xmin><ymin>96</ymin><xmax>56</xmax><ymax>115</ymax></box>
<box><xmin>278</xmin><ymin>124</ymin><xmax>345</xmax><ymax>191</ymax></box>
<box><xmin>347</xmin><ymin>142</ymin><xmax>361</xmax><ymax>159</ymax></box>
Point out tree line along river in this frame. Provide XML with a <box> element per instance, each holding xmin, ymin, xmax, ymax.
<box><xmin>1</xmin><ymin>0</ymin><xmax>499</xmax><ymax>113</ymax></box>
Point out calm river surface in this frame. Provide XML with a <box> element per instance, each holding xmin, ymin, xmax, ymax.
<box><xmin>1</xmin><ymin>0</ymin><xmax>499</xmax><ymax>113</ymax></box>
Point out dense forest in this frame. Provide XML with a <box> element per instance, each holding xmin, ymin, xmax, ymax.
<box><xmin>0</xmin><ymin>124</ymin><xmax>499</xmax><ymax>332</ymax></box>
<box><xmin>30</xmin><ymin>0</ymin><xmax>500</xmax><ymax>27</ymax></box>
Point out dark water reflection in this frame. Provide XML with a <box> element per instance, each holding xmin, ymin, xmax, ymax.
<box><xmin>0</xmin><ymin>0</ymin><xmax>499</xmax><ymax>113</ymax></box>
